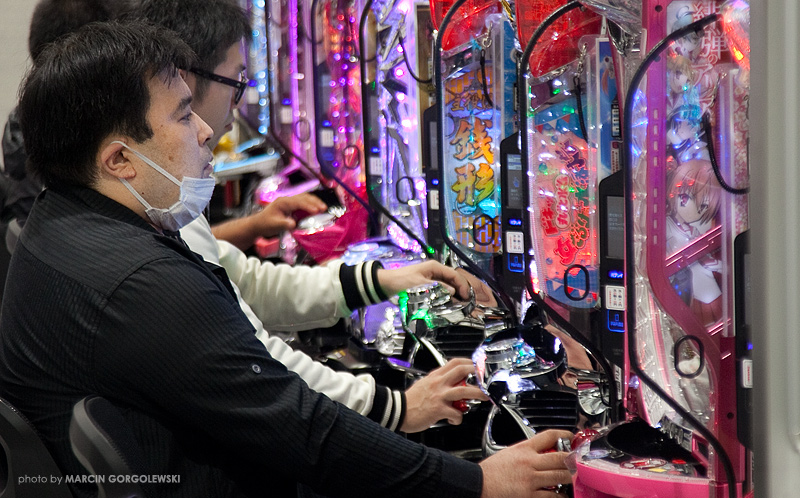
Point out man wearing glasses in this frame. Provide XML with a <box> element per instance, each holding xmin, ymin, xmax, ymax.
<box><xmin>188</xmin><ymin>67</ymin><xmax>250</xmax><ymax>109</ymax></box>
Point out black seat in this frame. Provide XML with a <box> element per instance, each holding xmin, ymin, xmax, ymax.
<box><xmin>0</xmin><ymin>395</ymin><xmax>73</xmax><ymax>497</ymax></box>
<box><xmin>70</xmin><ymin>396</ymin><xmax>147</xmax><ymax>498</ymax></box>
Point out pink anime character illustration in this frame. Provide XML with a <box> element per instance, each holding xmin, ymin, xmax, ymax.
<box><xmin>666</xmin><ymin>159</ymin><xmax>723</xmax><ymax>325</ymax></box>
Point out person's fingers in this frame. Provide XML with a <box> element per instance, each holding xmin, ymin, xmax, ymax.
<box><xmin>442</xmin><ymin>385</ymin><xmax>487</xmax><ymax>402</ymax></box>
<box><xmin>280</xmin><ymin>193</ymin><xmax>327</xmax><ymax>214</ymax></box>
<box><xmin>521</xmin><ymin>430</ymin><xmax>575</xmax><ymax>453</ymax></box>
<box><xmin>439</xmin><ymin>363</ymin><xmax>475</xmax><ymax>386</ymax></box>
<box><xmin>278</xmin><ymin>217</ymin><xmax>297</xmax><ymax>231</ymax></box>
<box><xmin>527</xmin><ymin>469</ymin><xmax>573</xmax><ymax>488</ymax></box>
<box><xmin>455</xmin><ymin>267</ymin><xmax>495</xmax><ymax>301</ymax></box>
<box><xmin>445</xmin><ymin>410</ymin><xmax>464</xmax><ymax>425</ymax></box>
<box><xmin>435</xmin><ymin>359</ymin><xmax>475</xmax><ymax>383</ymax></box>
<box><xmin>531</xmin><ymin>451</ymin><xmax>572</xmax><ymax>470</ymax></box>
<box><xmin>531</xmin><ymin>490</ymin><xmax>569</xmax><ymax>498</ymax></box>
<box><xmin>426</xmin><ymin>263</ymin><xmax>471</xmax><ymax>299</ymax></box>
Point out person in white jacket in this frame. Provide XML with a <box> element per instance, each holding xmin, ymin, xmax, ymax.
<box><xmin>135</xmin><ymin>0</ymin><xmax>492</xmax><ymax>434</ymax></box>
<box><xmin>181</xmin><ymin>216</ymin><xmax>489</xmax><ymax>433</ymax></box>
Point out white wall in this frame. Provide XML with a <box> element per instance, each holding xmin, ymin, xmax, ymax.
<box><xmin>0</xmin><ymin>0</ymin><xmax>35</xmax><ymax>163</ymax></box>
<box><xmin>751</xmin><ymin>1</ymin><xmax>800</xmax><ymax>496</ymax></box>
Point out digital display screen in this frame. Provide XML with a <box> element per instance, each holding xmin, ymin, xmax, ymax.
<box><xmin>608</xmin><ymin>270</ymin><xmax>624</xmax><ymax>279</ymax></box>
<box><xmin>506</xmin><ymin>154</ymin><xmax>523</xmax><ymax>209</ymax></box>
<box><xmin>606</xmin><ymin>196</ymin><xmax>624</xmax><ymax>259</ymax></box>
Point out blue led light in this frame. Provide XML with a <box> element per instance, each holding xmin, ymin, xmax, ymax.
<box><xmin>508</xmin><ymin>218</ymin><xmax>522</xmax><ymax>226</ymax></box>
<box><xmin>431</xmin><ymin>179</ymin><xmax>439</xmax><ymax>186</ymax></box>
<box><xmin>608</xmin><ymin>270</ymin><xmax>624</xmax><ymax>279</ymax></box>
<box><xmin>282</xmin><ymin>98</ymin><xmax>291</xmax><ymax>106</ymax></box>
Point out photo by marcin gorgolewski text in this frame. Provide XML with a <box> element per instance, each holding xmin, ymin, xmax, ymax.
<box><xmin>18</xmin><ymin>474</ymin><xmax>181</xmax><ymax>486</ymax></box>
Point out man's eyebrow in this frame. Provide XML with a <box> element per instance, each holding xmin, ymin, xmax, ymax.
<box><xmin>173</xmin><ymin>96</ymin><xmax>193</xmax><ymax>117</ymax></box>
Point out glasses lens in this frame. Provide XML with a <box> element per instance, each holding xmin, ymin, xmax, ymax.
<box><xmin>234</xmin><ymin>71</ymin><xmax>247</xmax><ymax>104</ymax></box>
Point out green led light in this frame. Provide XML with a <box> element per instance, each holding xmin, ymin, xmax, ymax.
<box><xmin>409</xmin><ymin>308</ymin><xmax>434</xmax><ymax>328</ymax></box>
<box><xmin>398</xmin><ymin>291</ymin><xmax>409</xmax><ymax>322</ymax></box>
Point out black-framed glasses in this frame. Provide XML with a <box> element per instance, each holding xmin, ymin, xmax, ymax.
<box><xmin>188</xmin><ymin>67</ymin><xmax>250</xmax><ymax>104</ymax></box>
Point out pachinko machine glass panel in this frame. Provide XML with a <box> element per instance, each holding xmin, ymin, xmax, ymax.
<box><xmin>571</xmin><ymin>1</ymin><xmax>752</xmax><ymax>497</ymax></box>
<box><xmin>433</xmin><ymin>0</ymin><xmax>507</xmax><ymax>272</ymax></box>
<box><xmin>264</xmin><ymin>0</ymin><xmax>317</xmax><ymax>167</ymax></box>
<box><xmin>311</xmin><ymin>0</ymin><xmax>369</xmax><ymax>190</ymax></box>
<box><xmin>247</xmin><ymin>0</ymin><xmax>270</xmax><ymax>137</ymax></box>
<box><xmin>362</xmin><ymin>0</ymin><xmax>429</xmax><ymax>253</ymax></box>
<box><xmin>518</xmin><ymin>1</ymin><xmax>603</xmax><ymax>311</ymax></box>
<box><xmin>308</xmin><ymin>0</ymin><xmax>371</xmax><ymax>256</ymax></box>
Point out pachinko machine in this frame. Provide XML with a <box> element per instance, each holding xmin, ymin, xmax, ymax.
<box><xmin>431</xmin><ymin>0</ymin><xmax>526</xmax><ymax>316</ymax></box>
<box><xmin>570</xmin><ymin>1</ymin><xmax>752</xmax><ymax>497</ymax></box>
<box><xmin>263</xmin><ymin>0</ymin><xmax>318</xmax><ymax>168</ymax></box>
<box><xmin>358</xmin><ymin>0</ymin><xmax>434</xmax><ymax>256</ymax></box>
<box><xmin>271</xmin><ymin>0</ymin><xmax>374</xmax><ymax>263</ymax></box>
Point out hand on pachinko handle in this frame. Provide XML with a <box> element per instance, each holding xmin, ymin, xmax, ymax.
<box><xmin>478</xmin><ymin>430</ymin><xmax>575</xmax><ymax>498</ymax></box>
<box><xmin>401</xmin><ymin>358</ymin><xmax>488</xmax><ymax>433</ymax></box>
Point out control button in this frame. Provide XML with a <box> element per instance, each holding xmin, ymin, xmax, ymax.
<box><xmin>507</xmin><ymin>254</ymin><xmax>524</xmax><ymax>273</ymax></box>
<box><xmin>607</xmin><ymin>310</ymin><xmax>624</xmax><ymax>332</ymax></box>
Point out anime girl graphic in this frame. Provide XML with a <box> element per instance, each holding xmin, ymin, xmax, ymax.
<box><xmin>666</xmin><ymin>104</ymin><xmax>709</xmax><ymax>165</ymax></box>
<box><xmin>666</xmin><ymin>159</ymin><xmax>723</xmax><ymax>325</ymax></box>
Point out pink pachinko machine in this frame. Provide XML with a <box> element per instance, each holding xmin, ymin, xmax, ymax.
<box><xmin>570</xmin><ymin>1</ymin><xmax>752</xmax><ymax>498</ymax></box>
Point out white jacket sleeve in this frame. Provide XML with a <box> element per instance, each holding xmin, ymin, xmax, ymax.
<box><xmin>216</xmin><ymin>241</ymin><xmax>350</xmax><ymax>331</ymax></box>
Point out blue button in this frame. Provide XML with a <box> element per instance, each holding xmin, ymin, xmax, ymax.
<box><xmin>507</xmin><ymin>254</ymin><xmax>524</xmax><ymax>273</ymax></box>
<box><xmin>607</xmin><ymin>311</ymin><xmax>624</xmax><ymax>332</ymax></box>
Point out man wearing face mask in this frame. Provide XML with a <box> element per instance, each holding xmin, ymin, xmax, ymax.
<box><xmin>0</xmin><ymin>19</ymin><xmax>572</xmax><ymax>498</ymax></box>
<box><xmin>135</xmin><ymin>0</ymin><xmax>494</xmax><ymax>434</ymax></box>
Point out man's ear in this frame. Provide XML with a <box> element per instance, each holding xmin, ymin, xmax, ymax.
<box><xmin>99</xmin><ymin>140</ymin><xmax>136</xmax><ymax>180</ymax></box>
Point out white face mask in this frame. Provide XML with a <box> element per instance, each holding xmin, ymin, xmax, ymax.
<box><xmin>112</xmin><ymin>141</ymin><xmax>215</xmax><ymax>232</ymax></box>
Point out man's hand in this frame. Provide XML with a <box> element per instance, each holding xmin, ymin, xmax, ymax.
<box><xmin>376</xmin><ymin>260</ymin><xmax>496</xmax><ymax>306</ymax></box>
<box><xmin>210</xmin><ymin>193</ymin><xmax>328</xmax><ymax>251</ymax></box>
<box><xmin>401</xmin><ymin>358</ymin><xmax>488</xmax><ymax>433</ymax></box>
<box><xmin>479</xmin><ymin>430</ymin><xmax>574</xmax><ymax>498</ymax></box>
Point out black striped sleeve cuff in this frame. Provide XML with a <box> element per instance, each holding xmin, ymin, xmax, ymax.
<box><xmin>339</xmin><ymin>260</ymin><xmax>388</xmax><ymax>310</ymax></box>
<box><xmin>366</xmin><ymin>386</ymin><xmax>406</xmax><ymax>433</ymax></box>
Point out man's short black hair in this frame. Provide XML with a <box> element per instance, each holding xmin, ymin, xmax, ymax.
<box><xmin>133</xmin><ymin>0</ymin><xmax>251</xmax><ymax>102</ymax></box>
<box><xmin>18</xmin><ymin>20</ymin><xmax>197</xmax><ymax>188</ymax></box>
<box><xmin>28</xmin><ymin>0</ymin><xmax>137</xmax><ymax>64</ymax></box>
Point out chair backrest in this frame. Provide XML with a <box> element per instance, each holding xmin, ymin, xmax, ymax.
<box><xmin>0</xmin><ymin>396</ymin><xmax>73</xmax><ymax>498</ymax></box>
<box><xmin>70</xmin><ymin>396</ymin><xmax>147</xmax><ymax>498</ymax></box>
